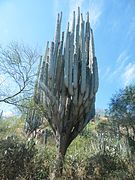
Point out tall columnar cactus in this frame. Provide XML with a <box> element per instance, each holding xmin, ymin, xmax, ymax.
<box><xmin>35</xmin><ymin>7</ymin><xmax>99</xmax><ymax>176</ymax></box>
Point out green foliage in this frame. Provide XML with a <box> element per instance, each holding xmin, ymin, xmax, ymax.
<box><xmin>85</xmin><ymin>152</ymin><xmax>127</xmax><ymax>178</ymax></box>
<box><xmin>0</xmin><ymin>136</ymin><xmax>36</xmax><ymax>179</ymax></box>
<box><xmin>0</xmin><ymin>117</ymin><xmax>52</xmax><ymax>179</ymax></box>
<box><xmin>33</xmin><ymin>146</ymin><xmax>56</xmax><ymax>179</ymax></box>
<box><xmin>0</xmin><ymin>116</ymin><xmax>25</xmax><ymax>139</ymax></box>
<box><xmin>108</xmin><ymin>85</ymin><xmax>135</xmax><ymax>126</ymax></box>
<box><xmin>107</xmin><ymin>85</ymin><xmax>135</xmax><ymax>160</ymax></box>
<box><xmin>23</xmin><ymin>98</ymin><xmax>49</xmax><ymax>135</ymax></box>
<box><xmin>0</xmin><ymin>136</ymin><xmax>53</xmax><ymax>180</ymax></box>
<box><xmin>0</xmin><ymin>104</ymin><xmax>135</xmax><ymax>179</ymax></box>
<box><xmin>62</xmin><ymin>120</ymin><xmax>135</xmax><ymax>179</ymax></box>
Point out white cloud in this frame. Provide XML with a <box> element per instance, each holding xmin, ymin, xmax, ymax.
<box><xmin>111</xmin><ymin>51</ymin><xmax>130</xmax><ymax>79</ymax></box>
<box><xmin>3</xmin><ymin>110</ymin><xmax>14</xmax><ymax>118</ymax></box>
<box><xmin>107</xmin><ymin>51</ymin><xmax>129</xmax><ymax>81</ymax></box>
<box><xmin>102</xmin><ymin>67</ymin><xmax>111</xmax><ymax>80</ymax></box>
<box><xmin>88</xmin><ymin>0</ymin><xmax>104</xmax><ymax>29</ymax></box>
<box><xmin>104</xmin><ymin>50</ymin><xmax>135</xmax><ymax>86</ymax></box>
<box><xmin>122</xmin><ymin>63</ymin><xmax>135</xmax><ymax>86</ymax></box>
<box><xmin>116</xmin><ymin>50</ymin><xmax>130</xmax><ymax>64</ymax></box>
<box><xmin>53</xmin><ymin>0</ymin><xmax>104</xmax><ymax>31</ymax></box>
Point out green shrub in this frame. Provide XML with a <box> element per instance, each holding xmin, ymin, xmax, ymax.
<box><xmin>0</xmin><ymin>136</ymin><xmax>35</xmax><ymax>179</ymax></box>
<box><xmin>0</xmin><ymin>136</ymin><xmax>50</xmax><ymax>180</ymax></box>
<box><xmin>85</xmin><ymin>152</ymin><xmax>127</xmax><ymax>179</ymax></box>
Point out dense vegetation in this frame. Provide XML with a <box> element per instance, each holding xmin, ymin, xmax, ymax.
<box><xmin>0</xmin><ymin>85</ymin><xmax>135</xmax><ymax>179</ymax></box>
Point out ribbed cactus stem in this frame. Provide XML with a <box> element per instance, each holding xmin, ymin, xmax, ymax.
<box><xmin>36</xmin><ymin>7</ymin><xmax>98</xmax><ymax>129</ymax></box>
<box><xmin>55</xmin><ymin>36</ymin><xmax>64</xmax><ymax>94</ymax></box>
<box><xmin>72</xmin><ymin>11</ymin><xmax>75</xmax><ymax>33</ymax></box>
<box><xmin>85</xmin><ymin>12</ymin><xmax>90</xmax><ymax>65</ymax></box>
<box><xmin>80</xmin><ymin>14</ymin><xmax>86</xmax><ymax>94</ymax></box>
<box><xmin>91</xmin><ymin>29</ymin><xmax>95</xmax><ymax>57</ymax></box>
<box><xmin>64</xmin><ymin>23</ymin><xmax>70</xmax><ymax>88</ymax></box>
<box><xmin>43</xmin><ymin>41</ymin><xmax>49</xmax><ymax>63</ymax></box>
<box><xmin>93</xmin><ymin>57</ymin><xmax>99</xmax><ymax>94</ymax></box>
<box><xmin>77</xmin><ymin>7</ymin><xmax>80</xmax><ymax>25</ymax></box>
<box><xmin>43</xmin><ymin>42</ymin><xmax>49</xmax><ymax>85</ymax></box>
<box><xmin>84</xmin><ymin>67</ymin><xmax>90</xmax><ymax>101</ymax></box>
<box><xmin>89</xmin><ymin>28</ymin><xmax>94</xmax><ymax>71</ymax></box>
<box><xmin>68</xmin><ymin>12</ymin><xmax>75</xmax><ymax>96</ymax></box>
<box><xmin>73</xmin><ymin>53</ymin><xmax>78</xmax><ymax>88</ymax></box>
<box><xmin>75</xmin><ymin>7</ymin><xmax>80</xmax><ymax>54</ymax></box>
<box><xmin>48</xmin><ymin>42</ymin><xmax>54</xmax><ymax>80</ymax></box>
<box><xmin>60</xmin><ymin>12</ymin><xmax>62</xmax><ymax>25</ymax></box>
<box><xmin>32</xmin><ymin>8</ymin><xmax>99</xmax><ymax>175</ymax></box>
<box><xmin>54</xmin><ymin>13</ymin><xmax>61</xmax><ymax>45</ymax></box>
<box><xmin>53</xmin><ymin>12</ymin><xmax>62</xmax><ymax>85</ymax></box>
<box><xmin>40</xmin><ymin>57</ymin><xmax>45</xmax><ymax>83</ymax></box>
<box><xmin>35</xmin><ymin>55</ymin><xmax>42</xmax><ymax>88</ymax></box>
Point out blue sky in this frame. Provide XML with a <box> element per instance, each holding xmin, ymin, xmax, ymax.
<box><xmin>0</xmin><ymin>0</ymin><xmax>135</xmax><ymax>116</ymax></box>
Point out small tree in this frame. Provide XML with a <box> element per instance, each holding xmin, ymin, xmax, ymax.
<box><xmin>108</xmin><ymin>85</ymin><xmax>135</xmax><ymax>131</ymax></box>
<box><xmin>0</xmin><ymin>42</ymin><xmax>39</xmax><ymax>109</ymax></box>
<box><xmin>32</xmin><ymin>8</ymin><xmax>99</xmax><ymax>177</ymax></box>
<box><xmin>108</xmin><ymin>85</ymin><xmax>135</xmax><ymax>157</ymax></box>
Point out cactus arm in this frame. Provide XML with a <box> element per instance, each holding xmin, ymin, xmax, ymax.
<box><xmin>64</xmin><ymin>23</ymin><xmax>70</xmax><ymax>88</ymax></box>
<box><xmin>93</xmin><ymin>57</ymin><xmax>99</xmax><ymax>94</ymax></box>
<box><xmin>68</xmin><ymin>12</ymin><xmax>75</xmax><ymax>96</ymax></box>
<box><xmin>80</xmin><ymin>14</ymin><xmax>86</xmax><ymax>94</ymax></box>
